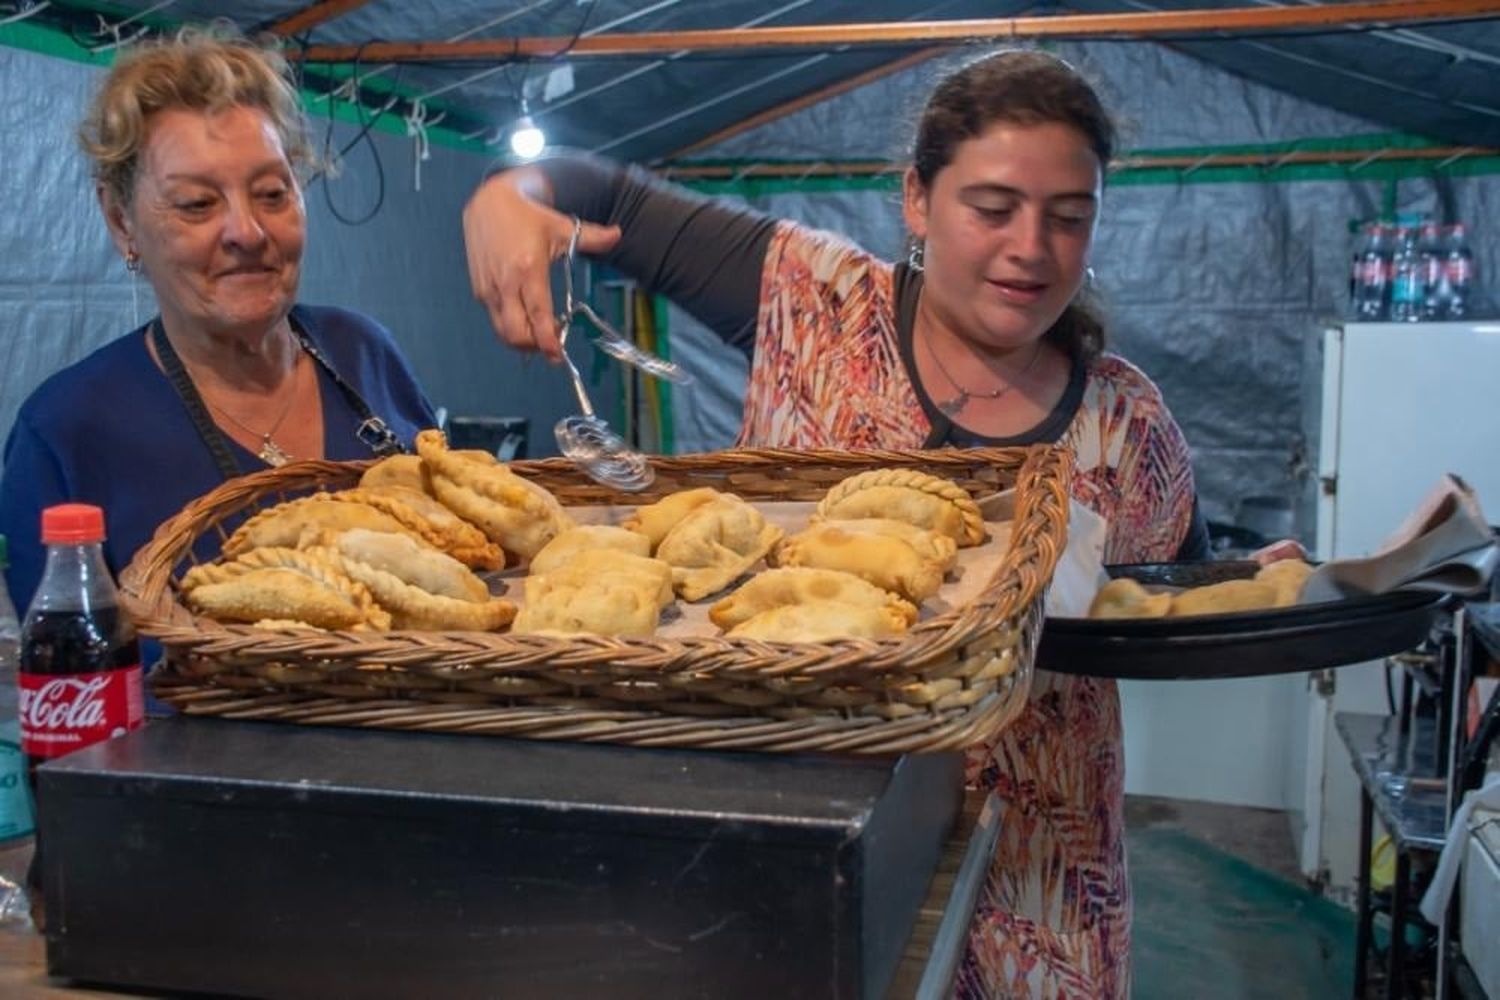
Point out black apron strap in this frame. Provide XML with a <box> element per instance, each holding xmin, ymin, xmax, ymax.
<box><xmin>150</xmin><ymin>321</ymin><xmax>244</xmax><ymax>481</ymax></box>
<box><xmin>293</xmin><ymin>330</ymin><xmax>407</xmax><ymax>457</ymax></box>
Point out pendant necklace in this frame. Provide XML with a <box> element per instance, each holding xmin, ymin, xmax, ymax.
<box><xmin>198</xmin><ymin>349</ymin><xmax>305</xmax><ymax>467</ymax></box>
<box><xmin>924</xmin><ymin>332</ymin><xmax>1043</xmax><ymax>418</ymax></box>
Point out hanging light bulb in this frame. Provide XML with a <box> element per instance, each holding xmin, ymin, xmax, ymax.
<box><xmin>510</xmin><ymin>113</ymin><xmax>545</xmax><ymax>160</ymax></box>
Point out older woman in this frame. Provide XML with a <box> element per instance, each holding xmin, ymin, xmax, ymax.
<box><xmin>0</xmin><ymin>32</ymin><xmax>436</xmax><ymax>614</ymax></box>
<box><xmin>465</xmin><ymin>51</ymin><xmax>1209</xmax><ymax>997</ymax></box>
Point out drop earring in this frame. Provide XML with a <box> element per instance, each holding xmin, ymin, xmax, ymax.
<box><xmin>126</xmin><ymin>249</ymin><xmax>141</xmax><ymax>326</ymax></box>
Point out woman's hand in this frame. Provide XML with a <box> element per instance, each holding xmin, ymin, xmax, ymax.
<box><xmin>462</xmin><ymin>171</ymin><xmax>620</xmax><ymax>362</ymax></box>
<box><xmin>1251</xmin><ymin>538</ymin><xmax>1308</xmax><ymax>566</ymax></box>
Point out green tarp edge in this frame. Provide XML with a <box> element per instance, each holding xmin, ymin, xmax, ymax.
<box><xmin>0</xmin><ymin>16</ymin><xmax>492</xmax><ymax>155</ymax></box>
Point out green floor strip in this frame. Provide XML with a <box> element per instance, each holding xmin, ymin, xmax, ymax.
<box><xmin>1130</xmin><ymin>827</ymin><xmax>1355</xmax><ymax>1000</ymax></box>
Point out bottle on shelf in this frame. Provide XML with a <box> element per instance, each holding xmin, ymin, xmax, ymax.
<box><xmin>1418</xmin><ymin>222</ymin><xmax>1448</xmax><ymax>320</ymax></box>
<box><xmin>1388</xmin><ymin>226</ymin><xmax>1424</xmax><ymax>323</ymax></box>
<box><xmin>1444</xmin><ymin>223</ymin><xmax>1475</xmax><ymax>321</ymax></box>
<box><xmin>1350</xmin><ymin>221</ymin><xmax>1391</xmax><ymax>321</ymax></box>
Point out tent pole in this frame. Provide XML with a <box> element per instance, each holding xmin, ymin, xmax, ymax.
<box><xmin>296</xmin><ymin>0</ymin><xmax>1500</xmax><ymax>64</ymax></box>
<box><xmin>269</xmin><ymin>1</ymin><xmax>374</xmax><ymax>38</ymax></box>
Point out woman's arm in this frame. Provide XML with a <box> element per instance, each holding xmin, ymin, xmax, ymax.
<box><xmin>463</xmin><ymin>154</ymin><xmax>775</xmax><ymax>361</ymax></box>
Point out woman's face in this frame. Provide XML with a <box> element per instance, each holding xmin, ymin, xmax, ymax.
<box><xmin>903</xmin><ymin>120</ymin><xmax>1101</xmax><ymax>351</ymax></box>
<box><xmin>104</xmin><ymin>105</ymin><xmax>305</xmax><ymax>340</ymax></box>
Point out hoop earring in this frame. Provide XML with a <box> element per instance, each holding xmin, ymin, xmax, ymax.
<box><xmin>907</xmin><ymin>240</ymin><xmax>925</xmax><ymax>271</ymax></box>
<box><xmin>125</xmin><ymin>249</ymin><xmax>141</xmax><ymax>273</ymax></box>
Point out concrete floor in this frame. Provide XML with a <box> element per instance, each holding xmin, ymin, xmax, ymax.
<box><xmin>1126</xmin><ymin>795</ymin><xmax>1355</xmax><ymax>1000</ymax></box>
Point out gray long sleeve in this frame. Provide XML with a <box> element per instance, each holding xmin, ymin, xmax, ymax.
<box><xmin>535</xmin><ymin>155</ymin><xmax>777</xmax><ymax>357</ymax></box>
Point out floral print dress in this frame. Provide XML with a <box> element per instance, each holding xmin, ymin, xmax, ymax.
<box><xmin>739</xmin><ymin>224</ymin><xmax>1198</xmax><ymax>998</ymax></box>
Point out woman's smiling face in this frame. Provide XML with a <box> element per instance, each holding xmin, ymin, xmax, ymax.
<box><xmin>106</xmin><ymin>104</ymin><xmax>305</xmax><ymax>340</ymax></box>
<box><xmin>903</xmin><ymin>119</ymin><xmax>1102</xmax><ymax>352</ymax></box>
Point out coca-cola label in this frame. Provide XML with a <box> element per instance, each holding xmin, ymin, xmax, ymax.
<box><xmin>19</xmin><ymin>666</ymin><xmax>144</xmax><ymax>759</ymax></box>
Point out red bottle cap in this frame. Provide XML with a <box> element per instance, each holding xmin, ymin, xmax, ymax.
<box><xmin>41</xmin><ymin>503</ymin><xmax>106</xmax><ymax>544</ymax></box>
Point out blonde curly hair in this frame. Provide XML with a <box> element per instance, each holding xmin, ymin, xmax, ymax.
<box><xmin>79</xmin><ymin>28</ymin><xmax>313</xmax><ymax>206</ymax></box>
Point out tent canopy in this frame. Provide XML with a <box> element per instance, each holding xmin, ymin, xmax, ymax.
<box><xmin>16</xmin><ymin>0</ymin><xmax>1500</xmax><ymax>164</ymax></box>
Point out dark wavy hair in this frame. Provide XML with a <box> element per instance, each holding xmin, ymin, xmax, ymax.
<box><xmin>912</xmin><ymin>50</ymin><xmax>1115</xmax><ymax>361</ymax></box>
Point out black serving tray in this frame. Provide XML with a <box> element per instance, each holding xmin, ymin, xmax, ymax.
<box><xmin>1036</xmin><ymin>561</ymin><xmax>1450</xmax><ymax>680</ymax></box>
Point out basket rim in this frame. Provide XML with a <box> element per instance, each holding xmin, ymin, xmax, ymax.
<box><xmin>120</xmin><ymin>444</ymin><xmax>1071</xmax><ymax>676</ymax></box>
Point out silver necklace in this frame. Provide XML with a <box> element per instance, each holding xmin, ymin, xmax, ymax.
<box><xmin>195</xmin><ymin>349</ymin><xmax>304</xmax><ymax>467</ymax></box>
<box><xmin>923</xmin><ymin>332</ymin><xmax>1044</xmax><ymax>418</ymax></box>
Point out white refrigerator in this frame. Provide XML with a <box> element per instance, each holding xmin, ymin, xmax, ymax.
<box><xmin>1299</xmin><ymin>320</ymin><xmax>1500</xmax><ymax>894</ymax></box>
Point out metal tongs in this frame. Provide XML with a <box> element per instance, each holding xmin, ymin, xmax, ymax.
<box><xmin>557</xmin><ymin>217</ymin><xmax>692</xmax><ymax>386</ymax></box>
<box><xmin>549</xmin><ymin>217</ymin><xmax>677</xmax><ymax>491</ymax></box>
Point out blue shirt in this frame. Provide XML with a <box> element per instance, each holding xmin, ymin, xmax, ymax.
<box><xmin>0</xmin><ymin>304</ymin><xmax>438</xmax><ymax>617</ymax></box>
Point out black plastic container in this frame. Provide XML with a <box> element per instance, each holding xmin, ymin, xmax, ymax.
<box><xmin>38</xmin><ymin>718</ymin><xmax>962</xmax><ymax>999</ymax></box>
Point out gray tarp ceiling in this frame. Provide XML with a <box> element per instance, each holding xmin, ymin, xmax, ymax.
<box><xmin>16</xmin><ymin>0</ymin><xmax>1500</xmax><ymax>162</ymax></box>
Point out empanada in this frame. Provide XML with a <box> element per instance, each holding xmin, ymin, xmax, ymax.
<box><xmin>223</xmin><ymin>493</ymin><xmax>424</xmax><ymax>558</ymax></box>
<box><xmin>709</xmin><ymin>567</ymin><xmax>918</xmax><ymax>631</ymax></box>
<box><xmin>181</xmin><ymin>545</ymin><xmax>391</xmax><ymax>630</ymax></box>
<box><xmin>530</xmin><ymin>549</ymin><xmax>675</xmax><ymax>607</ymax></box>
<box><xmin>531</xmin><ymin>525</ymin><xmax>652</xmax><ymax>575</ymax></box>
<box><xmin>512</xmin><ymin>579</ymin><xmax>663</xmax><ymax>637</ymax></box>
<box><xmin>654</xmin><ymin>494</ymin><xmax>783</xmax><ymax>601</ymax></box>
<box><xmin>1169</xmin><ymin>579</ymin><xmax>1279</xmax><ymax>618</ymax></box>
<box><xmin>332</xmin><ymin>551</ymin><xmax>516</xmax><ymax>631</ymax></box>
<box><xmin>771</xmin><ymin>523</ymin><xmax>943</xmax><ymax>603</ymax></box>
<box><xmin>623</xmin><ymin>488</ymin><xmax>724</xmax><ymax>552</ymax></box>
<box><xmin>1254</xmin><ymin>559</ymin><xmax>1314</xmax><ymax>608</ymax></box>
<box><xmin>810</xmin><ymin>518</ymin><xmax>959</xmax><ymax>572</ymax></box>
<box><xmin>355</xmin><ymin>485</ymin><xmax>504</xmax><ymax>570</ymax></box>
<box><xmin>817</xmin><ymin>470</ymin><xmax>985</xmax><ymax>547</ymax></box>
<box><xmin>185</xmin><ymin>567</ymin><xmax>369</xmax><ymax>630</ymax></box>
<box><xmin>417</xmin><ymin>430</ymin><xmax>572</xmax><ymax>558</ymax></box>
<box><xmin>358</xmin><ymin>454</ymin><xmax>430</xmax><ymax>495</ymax></box>
<box><xmin>727</xmin><ymin>599</ymin><xmax>911</xmax><ymax>642</ymax></box>
<box><xmin>1087</xmin><ymin>577</ymin><xmax>1171</xmax><ymax>620</ymax></box>
<box><xmin>334</xmin><ymin>529</ymin><xmax>490</xmax><ymax>603</ymax></box>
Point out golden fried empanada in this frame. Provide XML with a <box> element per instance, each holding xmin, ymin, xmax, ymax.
<box><xmin>817</xmin><ymin>470</ymin><xmax>985</xmax><ymax>547</ymax></box>
<box><xmin>1168</xmin><ymin>579</ymin><xmax>1279</xmax><ymax>618</ymax></box>
<box><xmin>417</xmin><ymin>430</ymin><xmax>571</xmax><ymax>558</ymax></box>
<box><xmin>531</xmin><ymin>525</ymin><xmax>652</xmax><ymax>575</ymax></box>
<box><xmin>1087</xmin><ymin>577</ymin><xmax>1171</xmax><ymax>620</ymax></box>
<box><xmin>1254</xmin><ymin>559</ymin><xmax>1314</xmax><ymax>608</ymax></box>
<box><xmin>334</xmin><ymin>529</ymin><xmax>490</xmax><ymax>603</ymax></box>
<box><xmin>355</xmin><ymin>485</ymin><xmax>503</xmax><ymax>570</ymax></box>
<box><xmin>223</xmin><ymin>494</ymin><xmax>422</xmax><ymax>558</ymax></box>
<box><xmin>771</xmin><ymin>523</ymin><xmax>943</xmax><ymax>603</ymax></box>
<box><xmin>654</xmin><ymin>494</ymin><xmax>783</xmax><ymax>601</ymax></box>
<box><xmin>185</xmin><ymin>567</ymin><xmax>368</xmax><ymax>630</ymax></box>
<box><xmin>622</xmin><ymin>488</ymin><xmax>724</xmax><ymax>551</ymax></box>
<box><xmin>512</xmin><ymin>579</ymin><xmax>663</xmax><ymax>637</ymax></box>
<box><xmin>358</xmin><ymin>454</ymin><xmax>430</xmax><ymax>495</ymax></box>
<box><xmin>181</xmin><ymin>545</ymin><xmax>391</xmax><ymax>629</ymax></box>
<box><xmin>709</xmin><ymin>567</ymin><xmax>918</xmax><ymax>631</ymax></box>
<box><xmin>811</xmin><ymin>518</ymin><xmax>959</xmax><ymax>572</ymax></box>
<box><xmin>530</xmin><ymin>549</ymin><xmax>675</xmax><ymax>607</ymax></box>
<box><xmin>727</xmin><ymin>599</ymin><xmax>911</xmax><ymax>642</ymax></box>
<box><xmin>333</xmin><ymin>552</ymin><xmax>516</xmax><ymax>631</ymax></box>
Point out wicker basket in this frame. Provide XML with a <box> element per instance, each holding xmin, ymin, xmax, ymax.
<box><xmin>123</xmin><ymin>445</ymin><xmax>1071</xmax><ymax>754</ymax></box>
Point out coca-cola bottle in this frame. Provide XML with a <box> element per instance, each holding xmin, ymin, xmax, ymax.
<box><xmin>1445</xmin><ymin>223</ymin><xmax>1475</xmax><ymax>320</ymax></box>
<box><xmin>1350</xmin><ymin>221</ymin><xmax>1390</xmax><ymax>321</ymax></box>
<box><xmin>18</xmin><ymin>505</ymin><xmax>143</xmax><ymax>846</ymax></box>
